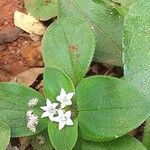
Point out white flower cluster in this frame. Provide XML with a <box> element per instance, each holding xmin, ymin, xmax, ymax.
<box><xmin>41</xmin><ymin>88</ymin><xmax>75</xmax><ymax>130</ymax></box>
<box><xmin>28</xmin><ymin>98</ymin><xmax>38</xmax><ymax>107</ymax></box>
<box><xmin>26</xmin><ymin>110</ymin><xmax>39</xmax><ymax>132</ymax></box>
<box><xmin>26</xmin><ymin>98</ymin><xmax>39</xmax><ymax>132</ymax></box>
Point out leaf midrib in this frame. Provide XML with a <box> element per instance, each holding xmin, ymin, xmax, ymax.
<box><xmin>59</xmin><ymin>22</ymin><xmax>76</xmax><ymax>82</ymax></box>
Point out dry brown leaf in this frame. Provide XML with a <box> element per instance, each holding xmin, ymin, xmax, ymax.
<box><xmin>20</xmin><ymin>41</ymin><xmax>43</xmax><ymax>67</ymax></box>
<box><xmin>10</xmin><ymin>68</ymin><xmax>44</xmax><ymax>86</ymax></box>
<box><xmin>14</xmin><ymin>11</ymin><xmax>46</xmax><ymax>36</ymax></box>
<box><xmin>7</xmin><ymin>144</ymin><xmax>19</xmax><ymax>150</ymax></box>
<box><xmin>0</xmin><ymin>27</ymin><xmax>23</xmax><ymax>44</ymax></box>
<box><xmin>19</xmin><ymin>137</ymin><xmax>31</xmax><ymax>150</ymax></box>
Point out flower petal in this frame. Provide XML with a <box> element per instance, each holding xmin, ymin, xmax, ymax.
<box><xmin>53</xmin><ymin>116</ymin><xmax>60</xmax><ymax>122</ymax></box>
<box><xmin>58</xmin><ymin>110</ymin><xmax>65</xmax><ymax>116</ymax></box>
<box><xmin>60</xmin><ymin>88</ymin><xmax>66</xmax><ymax>96</ymax></box>
<box><xmin>41</xmin><ymin>112</ymin><xmax>50</xmax><ymax>118</ymax></box>
<box><xmin>66</xmin><ymin>119</ymin><xmax>73</xmax><ymax>126</ymax></box>
<box><xmin>46</xmin><ymin>99</ymin><xmax>52</xmax><ymax>106</ymax></box>
<box><xmin>59</xmin><ymin>122</ymin><xmax>65</xmax><ymax>130</ymax></box>
<box><xmin>53</xmin><ymin>103</ymin><xmax>58</xmax><ymax>108</ymax></box>
<box><xmin>60</xmin><ymin>103</ymin><xmax>67</xmax><ymax>109</ymax></box>
<box><xmin>56</xmin><ymin>95</ymin><xmax>62</xmax><ymax>102</ymax></box>
<box><xmin>40</xmin><ymin>106</ymin><xmax>48</xmax><ymax>111</ymax></box>
<box><xmin>66</xmin><ymin>92</ymin><xmax>75</xmax><ymax>100</ymax></box>
<box><xmin>66</xmin><ymin>100</ymin><xmax>72</xmax><ymax>106</ymax></box>
<box><xmin>49</xmin><ymin>115</ymin><xmax>54</xmax><ymax>122</ymax></box>
<box><xmin>65</xmin><ymin>111</ymin><xmax>71</xmax><ymax>118</ymax></box>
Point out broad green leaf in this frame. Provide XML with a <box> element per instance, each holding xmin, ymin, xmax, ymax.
<box><xmin>101</xmin><ymin>135</ymin><xmax>146</xmax><ymax>150</ymax></box>
<box><xmin>76</xmin><ymin>76</ymin><xmax>150</xmax><ymax>142</ymax></box>
<box><xmin>0</xmin><ymin>121</ymin><xmax>10</xmax><ymax>150</ymax></box>
<box><xmin>73</xmin><ymin>137</ymin><xmax>83</xmax><ymax>150</ymax></box>
<box><xmin>123</xmin><ymin>0</ymin><xmax>150</xmax><ymax>103</ymax></box>
<box><xmin>123</xmin><ymin>0</ymin><xmax>150</xmax><ymax>149</ymax></box>
<box><xmin>48</xmin><ymin>118</ymin><xmax>78</xmax><ymax>150</ymax></box>
<box><xmin>59</xmin><ymin>0</ymin><xmax>123</xmax><ymax>66</ymax></box>
<box><xmin>110</xmin><ymin>0</ymin><xmax>135</xmax><ymax>7</ymax></box>
<box><xmin>31</xmin><ymin>130</ymin><xmax>54</xmax><ymax>150</ymax></box>
<box><xmin>109</xmin><ymin>0</ymin><xmax>131</xmax><ymax>17</ymax></box>
<box><xmin>42</xmin><ymin>18</ymin><xmax>95</xmax><ymax>85</ymax></box>
<box><xmin>74</xmin><ymin>135</ymin><xmax>146</xmax><ymax>150</ymax></box>
<box><xmin>0</xmin><ymin>82</ymin><xmax>48</xmax><ymax>137</ymax></box>
<box><xmin>44</xmin><ymin>68</ymin><xmax>78</xmax><ymax>149</ymax></box>
<box><xmin>24</xmin><ymin>0</ymin><xmax>58</xmax><ymax>21</ymax></box>
<box><xmin>96</xmin><ymin>0</ymin><xmax>134</xmax><ymax>8</ymax></box>
<box><xmin>43</xmin><ymin>67</ymin><xmax>75</xmax><ymax>101</ymax></box>
<box><xmin>94</xmin><ymin>0</ymin><xmax>134</xmax><ymax>16</ymax></box>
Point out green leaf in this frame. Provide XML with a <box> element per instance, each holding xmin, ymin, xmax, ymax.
<box><xmin>94</xmin><ymin>0</ymin><xmax>133</xmax><ymax>16</ymax></box>
<box><xmin>42</xmin><ymin>18</ymin><xmax>95</xmax><ymax>85</ymax></box>
<box><xmin>96</xmin><ymin>0</ymin><xmax>134</xmax><ymax>8</ymax></box>
<box><xmin>76</xmin><ymin>76</ymin><xmax>150</xmax><ymax>142</ymax></box>
<box><xmin>24</xmin><ymin>0</ymin><xmax>58</xmax><ymax>21</ymax></box>
<box><xmin>123</xmin><ymin>0</ymin><xmax>150</xmax><ymax>102</ymax></box>
<box><xmin>102</xmin><ymin>135</ymin><xmax>146</xmax><ymax>150</ymax></box>
<box><xmin>44</xmin><ymin>67</ymin><xmax>75</xmax><ymax>101</ymax></box>
<box><xmin>74</xmin><ymin>135</ymin><xmax>146</xmax><ymax>150</ymax></box>
<box><xmin>0</xmin><ymin>82</ymin><xmax>48</xmax><ymax>137</ymax></box>
<box><xmin>0</xmin><ymin>121</ymin><xmax>10</xmax><ymax>150</ymax></box>
<box><xmin>110</xmin><ymin>0</ymin><xmax>135</xmax><ymax>7</ymax></box>
<box><xmin>44</xmin><ymin>67</ymin><xmax>78</xmax><ymax>149</ymax></box>
<box><xmin>59</xmin><ymin>0</ymin><xmax>123</xmax><ymax>66</ymax></box>
<box><xmin>73</xmin><ymin>137</ymin><xmax>83</xmax><ymax>150</ymax></box>
<box><xmin>123</xmin><ymin>0</ymin><xmax>150</xmax><ymax>149</ymax></box>
<box><xmin>48</xmin><ymin>118</ymin><xmax>78</xmax><ymax>150</ymax></box>
<box><xmin>31</xmin><ymin>130</ymin><xmax>54</xmax><ymax>150</ymax></box>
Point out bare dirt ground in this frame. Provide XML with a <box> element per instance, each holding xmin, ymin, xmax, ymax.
<box><xmin>0</xmin><ymin>0</ymin><xmax>43</xmax><ymax>82</ymax></box>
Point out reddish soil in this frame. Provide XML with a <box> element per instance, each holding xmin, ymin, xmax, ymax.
<box><xmin>0</xmin><ymin>0</ymin><xmax>43</xmax><ymax>82</ymax></box>
<box><xmin>0</xmin><ymin>0</ymin><xmax>24</xmax><ymax>30</ymax></box>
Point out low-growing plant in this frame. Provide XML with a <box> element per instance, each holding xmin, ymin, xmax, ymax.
<box><xmin>0</xmin><ymin>17</ymin><xmax>149</xmax><ymax>149</ymax></box>
<box><xmin>1</xmin><ymin>0</ymin><xmax>150</xmax><ymax>150</ymax></box>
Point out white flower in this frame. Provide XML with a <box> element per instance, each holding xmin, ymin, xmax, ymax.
<box><xmin>26</xmin><ymin>111</ymin><xmax>39</xmax><ymax>132</ymax></box>
<box><xmin>26</xmin><ymin>110</ymin><xmax>33</xmax><ymax>117</ymax></box>
<box><xmin>54</xmin><ymin>110</ymin><xmax>73</xmax><ymax>130</ymax></box>
<box><xmin>28</xmin><ymin>98</ymin><xmax>38</xmax><ymax>107</ymax></box>
<box><xmin>29</xmin><ymin>114</ymin><xmax>39</xmax><ymax>125</ymax></box>
<box><xmin>40</xmin><ymin>99</ymin><xmax>58</xmax><ymax>122</ymax></box>
<box><xmin>27</xmin><ymin>122</ymin><xmax>36</xmax><ymax>132</ymax></box>
<box><xmin>56</xmin><ymin>88</ymin><xmax>75</xmax><ymax>108</ymax></box>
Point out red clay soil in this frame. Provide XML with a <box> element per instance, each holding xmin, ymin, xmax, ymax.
<box><xmin>0</xmin><ymin>0</ymin><xmax>24</xmax><ymax>30</ymax></box>
<box><xmin>0</xmin><ymin>0</ymin><xmax>43</xmax><ymax>82</ymax></box>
